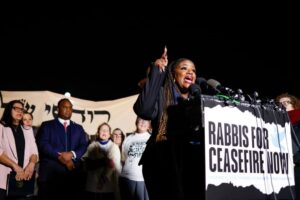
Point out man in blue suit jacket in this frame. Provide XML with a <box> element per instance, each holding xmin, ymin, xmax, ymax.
<box><xmin>37</xmin><ymin>98</ymin><xmax>88</xmax><ymax>200</ymax></box>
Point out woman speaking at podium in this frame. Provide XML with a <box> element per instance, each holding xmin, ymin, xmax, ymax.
<box><xmin>134</xmin><ymin>47</ymin><xmax>204</xmax><ymax>200</ymax></box>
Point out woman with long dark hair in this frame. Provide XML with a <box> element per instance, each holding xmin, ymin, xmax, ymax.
<box><xmin>134</xmin><ymin>47</ymin><xmax>204</xmax><ymax>200</ymax></box>
<box><xmin>0</xmin><ymin>100</ymin><xmax>38</xmax><ymax>200</ymax></box>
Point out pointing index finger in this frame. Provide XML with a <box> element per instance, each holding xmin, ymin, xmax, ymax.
<box><xmin>162</xmin><ymin>46</ymin><xmax>168</xmax><ymax>59</ymax></box>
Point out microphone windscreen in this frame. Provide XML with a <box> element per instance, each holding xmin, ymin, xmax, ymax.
<box><xmin>207</xmin><ymin>79</ymin><xmax>221</xmax><ymax>89</ymax></box>
<box><xmin>189</xmin><ymin>83</ymin><xmax>201</xmax><ymax>96</ymax></box>
<box><xmin>196</xmin><ymin>77</ymin><xmax>207</xmax><ymax>86</ymax></box>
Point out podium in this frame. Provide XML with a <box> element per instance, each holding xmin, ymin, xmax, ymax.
<box><xmin>201</xmin><ymin>95</ymin><xmax>295</xmax><ymax>200</ymax></box>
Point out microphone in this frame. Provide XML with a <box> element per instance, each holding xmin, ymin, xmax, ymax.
<box><xmin>189</xmin><ymin>80</ymin><xmax>202</xmax><ymax>97</ymax></box>
<box><xmin>196</xmin><ymin>77</ymin><xmax>207</xmax><ymax>86</ymax></box>
<box><xmin>188</xmin><ymin>77</ymin><xmax>209</xmax><ymax>98</ymax></box>
<box><xmin>207</xmin><ymin>79</ymin><xmax>233</xmax><ymax>95</ymax></box>
<box><xmin>234</xmin><ymin>89</ymin><xmax>245</xmax><ymax>101</ymax></box>
<box><xmin>196</xmin><ymin>77</ymin><xmax>208</xmax><ymax>92</ymax></box>
<box><xmin>194</xmin><ymin>77</ymin><xmax>218</xmax><ymax>95</ymax></box>
<box><xmin>245</xmin><ymin>91</ymin><xmax>262</xmax><ymax>104</ymax></box>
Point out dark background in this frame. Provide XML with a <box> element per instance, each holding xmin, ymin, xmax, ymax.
<box><xmin>2</xmin><ymin>7</ymin><xmax>299</xmax><ymax>101</ymax></box>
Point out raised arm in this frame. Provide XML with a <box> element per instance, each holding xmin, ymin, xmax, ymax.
<box><xmin>155</xmin><ymin>46</ymin><xmax>168</xmax><ymax>72</ymax></box>
<box><xmin>134</xmin><ymin>47</ymin><xmax>168</xmax><ymax>119</ymax></box>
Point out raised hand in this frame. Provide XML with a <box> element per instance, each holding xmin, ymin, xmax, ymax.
<box><xmin>154</xmin><ymin>46</ymin><xmax>168</xmax><ymax>72</ymax></box>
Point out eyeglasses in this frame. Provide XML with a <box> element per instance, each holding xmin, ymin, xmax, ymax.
<box><xmin>279</xmin><ymin>101</ymin><xmax>292</xmax><ymax>105</ymax></box>
<box><xmin>112</xmin><ymin>134</ymin><xmax>122</xmax><ymax>138</ymax></box>
<box><xmin>13</xmin><ymin>107</ymin><xmax>25</xmax><ymax>113</ymax></box>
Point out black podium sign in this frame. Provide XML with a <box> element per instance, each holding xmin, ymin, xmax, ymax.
<box><xmin>202</xmin><ymin>95</ymin><xmax>295</xmax><ymax>200</ymax></box>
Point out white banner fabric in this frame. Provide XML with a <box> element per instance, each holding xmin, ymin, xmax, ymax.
<box><xmin>0</xmin><ymin>91</ymin><xmax>138</xmax><ymax>136</ymax></box>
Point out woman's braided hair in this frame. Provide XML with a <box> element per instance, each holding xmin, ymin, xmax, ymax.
<box><xmin>156</xmin><ymin>58</ymin><xmax>192</xmax><ymax>142</ymax></box>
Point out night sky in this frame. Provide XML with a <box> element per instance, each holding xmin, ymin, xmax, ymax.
<box><xmin>2</xmin><ymin>7</ymin><xmax>299</xmax><ymax>101</ymax></box>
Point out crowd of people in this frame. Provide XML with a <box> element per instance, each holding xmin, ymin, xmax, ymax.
<box><xmin>0</xmin><ymin>97</ymin><xmax>152</xmax><ymax>200</ymax></box>
<box><xmin>1</xmin><ymin>48</ymin><xmax>300</xmax><ymax>200</ymax></box>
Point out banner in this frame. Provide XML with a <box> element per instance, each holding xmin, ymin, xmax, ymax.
<box><xmin>0</xmin><ymin>91</ymin><xmax>138</xmax><ymax>136</ymax></box>
<box><xmin>203</xmin><ymin>96</ymin><xmax>295</xmax><ymax>200</ymax></box>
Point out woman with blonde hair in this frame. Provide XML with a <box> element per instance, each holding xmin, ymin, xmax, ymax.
<box><xmin>82</xmin><ymin>122</ymin><xmax>121</xmax><ymax>200</ymax></box>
